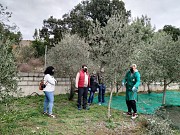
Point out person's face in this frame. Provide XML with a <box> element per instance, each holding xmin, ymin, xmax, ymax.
<box><xmin>83</xmin><ymin>67</ymin><xmax>87</xmax><ymax>72</ymax></box>
<box><xmin>130</xmin><ymin>66</ymin><xmax>136</xmax><ymax>73</ymax></box>
<box><xmin>52</xmin><ymin>69</ymin><xmax>55</xmax><ymax>75</ymax></box>
<box><xmin>132</xmin><ymin>66</ymin><xmax>136</xmax><ymax>71</ymax></box>
<box><xmin>93</xmin><ymin>70</ymin><xmax>96</xmax><ymax>75</ymax></box>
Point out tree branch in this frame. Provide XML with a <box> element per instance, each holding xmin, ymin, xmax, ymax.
<box><xmin>166</xmin><ymin>79</ymin><xmax>174</xmax><ymax>85</ymax></box>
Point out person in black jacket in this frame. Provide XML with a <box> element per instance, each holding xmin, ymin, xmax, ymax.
<box><xmin>97</xmin><ymin>69</ymin><xmax>106</xmax><ymax>105</ymax></box>
<box><xmin>88</xmin><ymin>72</ymin><xmax>98</xmax><ymax>105</ymax></box>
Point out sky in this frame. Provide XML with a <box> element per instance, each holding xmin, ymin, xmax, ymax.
<box><xmin>1</xmin><ymin>0</ymin><xmax>180</xmax><ymax>40</ymax></box>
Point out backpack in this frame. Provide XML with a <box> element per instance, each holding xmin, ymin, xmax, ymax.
<box><xmin>39</xmin><ymin>79</ymin><xmax>48</xmax><ymax>90</ymax></box>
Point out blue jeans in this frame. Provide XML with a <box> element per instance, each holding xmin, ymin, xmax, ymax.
<box><xmin>88</xmin><ymin>91</ymin><xmax>95</xmax><ymax>104</ymax></box>
<box><xmin>44</xmin><ymin>91</ymin><xmax>54</xmax><ymax>114</ymax></box>
<box><xmin>98</xmin><ymin>84</ymin><xmax>106</xmax><ymax>103</ymax></box>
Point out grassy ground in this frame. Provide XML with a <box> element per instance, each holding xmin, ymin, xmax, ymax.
<box><xmin>0</xmin><ymin>93</ymin><xmax>179</xmax><ymax>135</ymax></box>
<box><xmin>157</xmin><ymin>106</ymin><xmax>180</xmax><ymax>130</ymax></box>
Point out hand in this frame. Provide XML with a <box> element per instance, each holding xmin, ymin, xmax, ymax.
<box><xmin>96</xmin><ymin>88</ymin><xmax>99</xmax><ymax>92</ymax></box>
<box><xmin>132</xmin><ymin>87</ymin><xmax>137</xmax><ymax>92</ymax></box>
<box><xmin>88</xmin><ymin>87</ymin><xmax>91</xmax><ymax>91</ymax></box>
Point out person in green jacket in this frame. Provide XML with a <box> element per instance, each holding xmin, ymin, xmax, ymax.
<box><xmin>122</xmin><ymin>64</ymin><xmax>141</xmax><ymax>119</ymax></box>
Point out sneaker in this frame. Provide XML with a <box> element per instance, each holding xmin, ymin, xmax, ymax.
<box><xmin>78</xmin><ymin>107</ymin><xmax>82</xmax><ymax>110</ymax></box>
<box><xmin>48</xmin><ymin>114</ymin><xmax>56</xmax><ymax>118</ymax></box>
<box><xmin>123</xmin><ymin>112</ymin><xmax>132</xmax><ymax>116</ymax></box>
<box><xmin>98</xmin><ymin>103</ymin><xmax>101</xmax><ymax>106</ymax></box>
<box><xmin>131</xmin><ymin>113</ymin><xmax>138</xmax><ymax>119</ymax></box>
<box><xmin>83</xmin><ymin>106</ymin><xmax>90</xmax><ymax>110</ymax></box>
<box><xmin>42</xmin><ymin>112</ymin><xmax>48</xmax><ymax>115</ymax></box>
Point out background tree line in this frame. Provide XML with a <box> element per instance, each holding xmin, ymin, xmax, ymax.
<box><xmin>0</xmin><ymin>0</ymin><xmax>180</xmax><ymax>105</ymax></box>
<box><xmin>35</xmin><ymin>0</ymin><xmax>180</xmax><ymax>104</ymax></box>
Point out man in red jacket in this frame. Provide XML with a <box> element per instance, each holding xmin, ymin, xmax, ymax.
<box><xmin>75</xmin><ymin>65</ymin><xmax>90</xmax><ymax>110</ymax></box>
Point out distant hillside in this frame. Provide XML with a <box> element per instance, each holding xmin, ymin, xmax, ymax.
<box><xmin>19</xmin><ymin>40</ymin><xmax>32</xmax><ymax>46</ymax></box>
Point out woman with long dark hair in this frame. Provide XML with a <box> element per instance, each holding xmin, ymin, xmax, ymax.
<box><xmin>43</xmin><ymin>66</ymin><xmax>57</xmax><ymax>118</ymax></box>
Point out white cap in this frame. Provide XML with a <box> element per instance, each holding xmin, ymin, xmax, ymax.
<box><xmin>130</xmin><ymin>64</ymin><xmax>137</xmax><ymax>68</ymax></box>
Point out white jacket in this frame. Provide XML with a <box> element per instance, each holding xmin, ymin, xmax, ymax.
<box><xmin>43</xmin><ymin>74</ymin><xmax>57</xmax><ymax>92</ymax></box>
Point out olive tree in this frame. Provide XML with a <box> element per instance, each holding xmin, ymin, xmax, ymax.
<box><xmin>88</xmin><ymin>14</ymin><xmax>154</xmax><ymax>119</ymax></box>
<box><xmin>131</xmin><ymin>16</ymin><xmax>156</xmax><ymax>93</ymax></box>
<box><xmin>88</xmin><ymin>14</ymin><xmax>130</xmax><ymax>85</ymax></box>
<box><xmin>149</xmin><ymin>31</ymin><xmax>180</xmax><ymax>105</ymax></box>
<box><xmin>47</xmin><ymin>34</ymin><xmax>90</xmax><ymax>100</ymax></box>
<box><xmin>137</xmin><ymin>44</ymin><xmax>157</xmax><ymax>93</ymax></box>
<box><xmin>88</xmin><ymin>14</ymin><xmax>154</xmax><ymax>90</ymax></box>
<box><xmin>0</xmin><ymin>4</ymin><xmax>22</xmax><ymax>104</ymax></box>
<box><xmin>0</xmin><ymin>39</ymin><xmax>22</xmax><ymax>104</ymax></box>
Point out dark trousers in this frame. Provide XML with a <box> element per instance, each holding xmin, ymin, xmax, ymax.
<box><xmin>126</xmin><ymin>100</ymin><xmax>137</xmax><ymax>113</ymax></box>
<box><xmin>77</xmin><ymin>87</ymin><xmax>88</xmax><ymax>108</ymax></box>
<box><xmin>88</xmin><ymin>91</ymin><xmax>95</xmax><ymax>104</ymax></box>
<box><xmin>98</xmin><ymin>84</ymin><xmax>106</xmax><ymax>103</ymax></box>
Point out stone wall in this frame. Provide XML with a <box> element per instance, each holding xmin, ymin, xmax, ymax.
<box><xmin>18</xmin><ymin>72</ymin><xmax>179</xmax><ymax>96</ymax></box>
<box><xmin>18</xmin><ymin>72</ymin><xmax>70</xmax><ymax>96</ymax></box>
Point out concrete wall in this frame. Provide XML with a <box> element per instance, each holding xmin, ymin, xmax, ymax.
<box><xmin>116</xmin><ymin>82</ymin><xmax>180</xmax><ymax>93</ymax></box>
<box><xmin>18</xmin><ymin>72</ymin><xmax>179</xmax><ymax>96</ymax></box>
<box><xmin>18</xmin><ymin>72</ymin><xmax>70</xmax><ymax>96</ymax></box>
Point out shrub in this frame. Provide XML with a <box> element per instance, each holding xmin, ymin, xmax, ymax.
<box><xmin>143</xmin><ymin>115</ymin><xmax>174</xmax><ymax>135</ymax></box>
<box><xmin>28</xmin><ymin>58</ymin><xmax>43</xmax><ymax>67</ymax></box>
<box><xmin>18</xmin><ymin>63</ymin><xmax>33</xmax><ymax>72</ymax></box>
<box><xmin>13</xmin><ymin>45</ymin><xmax>37</xmax><ymax>64</ymax></box>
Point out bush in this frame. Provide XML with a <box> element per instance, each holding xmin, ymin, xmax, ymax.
<box><xmin>18</xmin><ymin>63</ymin><xmax>32</xmax><ymax>72</ymax></box>
<box><xmin>143</xmin><ymin>116</ymin><xmax>174</xmax><ymax>135</ymax></box>
<box><xmin>13</xmin><ymin>45</ymin><xmax>37</xmax><ymax>63</ymax></box>
<box><xmin>28</xmin><ymin>58</ymin><xmax>43</xmax><ymax>67</ymax></box>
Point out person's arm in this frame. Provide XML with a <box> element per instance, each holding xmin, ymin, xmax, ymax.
<box><xmin>90</xmin><ymin>76</ymin><xmax>93</xmax><ymax>86</ymax></box>
<box><xmin>96</xmin><ymin>73</ymin><xmax>100</xmax><ymax>84</ymax></box>
<box><xmin>75</xmin><ymin>72</ymin><xmax>80</xmax><ymax>88</ymax></box>
<box><xmin>134</xmin><ymin>72</ymin><xmax>141</xmax><ymax>88</ymax></box>
<box><xmin>88</xmin><ymin>74</ymin><xmax>90</xmax><ymax>87</ymax></box>
<box><xmin>46</xmin><ymin>74</ymin><xmax>56</xmax><ymax>85</ymax></box>
<box><xmin>132</xmin><ymin>72</ymin><xmax>141</xmax><ymax>92</ymax></box>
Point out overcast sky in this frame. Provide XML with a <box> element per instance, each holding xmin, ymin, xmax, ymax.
<box><xmin>1</xmin><ymin>0</ymin><xmax>180</xmax><ymax>40</ymax></box>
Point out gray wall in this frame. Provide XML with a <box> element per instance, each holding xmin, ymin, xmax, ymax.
<box><xmin>18</xmin><ymin>72</ymin><xmax>179</xmax><ymax>96</ymax></box>
<box><xmin>18</xmin><ymin>72</ymin><xmax>70</xmax><ymax>96</ymax></box>
<box><xmin>117</xmin><ymin>82</ymin><xmax>179</xmax><ymax>93</ymax></box>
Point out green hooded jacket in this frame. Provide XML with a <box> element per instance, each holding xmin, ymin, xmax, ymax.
<box><xmin>122</xmin><ymin>70</ymin><xmax>141</xmax><ymax>101</ymax></box>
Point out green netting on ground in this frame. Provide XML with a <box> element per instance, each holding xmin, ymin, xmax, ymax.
<box><xmin>93</xmin><ymin>91</ymin><xmax>180</xmax><ymax>114</ymax></box>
